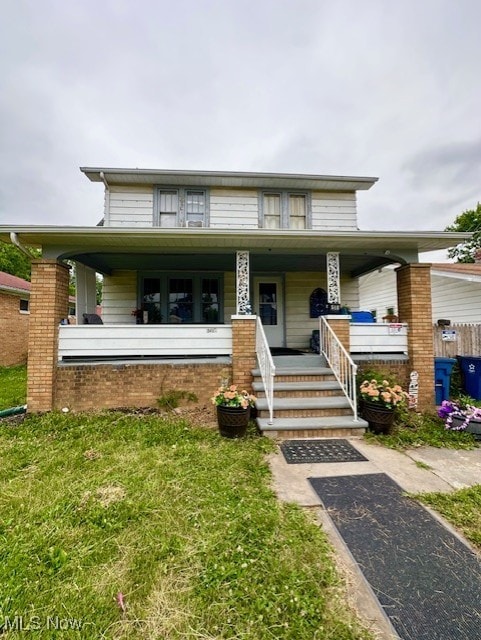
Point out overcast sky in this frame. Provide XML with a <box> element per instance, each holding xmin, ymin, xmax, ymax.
<box><xmin>1</xmin><ymin>0</ymin><xmax>480</xmax><ymax>254</ymax></box>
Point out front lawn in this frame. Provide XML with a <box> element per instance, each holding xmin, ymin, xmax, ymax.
<box><xmin>0</xmin><ymin>365</ymin><xmax>26</xmax><ymax>410</ymax></box>
<box><xmin>0</xmin><ymin>412</ymin><xmax>371</xmax><ymax>639</ymax></box>
<box><xmin>416</xmin><ymin>485</ymin><xmax>481</xmax><ymax>551</ymax></box>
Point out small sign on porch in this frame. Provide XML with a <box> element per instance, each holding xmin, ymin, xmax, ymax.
<box><xmin>388</xmin><ymin>323</ymin><xmax>403</xmax><ymax>335</ymax></box>
<box><xmin>442</xmin><ymin>329</ymin><xmax>457</xmax><ymax>342</ymax></box>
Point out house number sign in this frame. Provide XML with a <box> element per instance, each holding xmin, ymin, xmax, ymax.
<box><xmin>206</xmin><ymin>328</ymin><xmax>217</xmax><ymax>333</ymax></box>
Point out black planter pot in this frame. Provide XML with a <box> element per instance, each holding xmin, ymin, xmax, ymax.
<box><xmin>216</xmin><ymin>405</ymin><xmax>250</xmax><ymax>438</ymax></box>
<box><xmin>451</xmin><ymin>415</ymin><xmax>481</xmax><ymax>440</ymax></box>
<box><xmin>362</xmin><ymin>402</ymin><xmax>395</xmax><ymax>435</ymax></box>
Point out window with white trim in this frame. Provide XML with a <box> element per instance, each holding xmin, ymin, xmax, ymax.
<box><xmin>19</xmin><ymin>298</ymin><xmax>29</xmax><ymax>313</ymax></box>
<box><xmin>260</xmin><ymin>191</ymin><xmax>310</xmax><ymax>229</ymax></box>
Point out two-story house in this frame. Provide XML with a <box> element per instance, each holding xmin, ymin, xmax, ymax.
<box><xmin>0</xmin><ymin>168</ymin><xmax>469</xmax><ymax>436</ymax></box>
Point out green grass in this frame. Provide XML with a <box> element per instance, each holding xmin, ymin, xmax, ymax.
<box><xmin>364</xmin><ymin>406</ymin><xmax>478</xmax><ymax>450</ymax></box>
<box><xmin>0</xmin><ymin>412</ymin><xmax>371</xmax><ymax>639</ymax></box>
<box><xmin>416</xmin><ymin>485</ymin><xmax>481</xmax><ymax>551</ymax></box>
<box><xmin>0</xmin><ymin>365</ymin><xmax>27</xmax><ymax>410</ymax></box>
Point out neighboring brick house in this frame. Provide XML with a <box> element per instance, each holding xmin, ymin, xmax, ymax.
<box><xmin>0</xmin><ymin>271</ymin><xmax>31</xmax><ymax>366</ymax></box>
<box><xmin>0</xmin><ymin>168</ymin><xmax>471</xmax><ymax>434</ymax></box>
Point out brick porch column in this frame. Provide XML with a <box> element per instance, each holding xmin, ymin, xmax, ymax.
<box><xmin>396</xmin><ymin>263</ymin><xmax>434</xmax><ymax>410</ymax></box>
<box><xmin>231</xmin><ymin>315</ymin><xmax>257</xmax><ymax>392</ymax></box>
<box><xmin>27</xmin><ymin>260</ymin><xmax>70</xmax><ymax>412</ymax></box>
<box><xmin>324</xmin><ymin>315</ymin><xmax>351</xmax><ymax>352</ymax></box>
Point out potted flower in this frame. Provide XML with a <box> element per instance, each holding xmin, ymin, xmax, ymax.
<box><xmin>211</xmin><ymin>385</ymin><xmax>256</xmax><ymax>438</ymax></box>
<box><xmin>437</xmin><ymin>400</ymin><xmax>481</xmax><ymax>439</ymax></box>
<box><xmin>359</xmin><ymin>377</ymin><xmax>409</xmax><ymax>434</ymax></box>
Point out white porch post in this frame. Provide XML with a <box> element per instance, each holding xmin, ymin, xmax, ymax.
<box><xmin>236</xmin><ymin>250</ymin><xmax>251</xmax><ymax>314</ymax></box>
<box><xmin>75</xmin><ymin>263</ymin><xmax>98</xmax><ymax>319</ymax></box>
<box><xmin>327</xmin><ymin>251</ymin><xmax>340</xmax><ymax>306</ymax></box>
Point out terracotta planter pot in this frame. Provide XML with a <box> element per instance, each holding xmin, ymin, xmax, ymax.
<box><xmin>216</xmin><ymin>405</ymin><xmax>250</xmax><ymax>438</ymax></box>
<box><xmin>362</xmin><ymin>402</ymin><xmax>395</xmax><ymax>435</ymax></box>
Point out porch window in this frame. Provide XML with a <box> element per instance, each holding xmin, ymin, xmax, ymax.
<box><xmin>169</xmin><ymin>278</ymin><xmax>193</xmax><ymax>323</ymax></box>
<box><xmin>260</xmin><ymin>191</ymin><xmax>310</xmax><ymax>229</ymax></box>
<box><xmin>140</xmin><ymin>273</ymin><xmax>222</xmax><ymax>324</ymax></box>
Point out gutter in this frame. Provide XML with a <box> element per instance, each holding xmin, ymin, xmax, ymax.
<box><xmin>10</xmin><ymin>232</ymin><xmax>33</xmax><ymax>260</ymax></box>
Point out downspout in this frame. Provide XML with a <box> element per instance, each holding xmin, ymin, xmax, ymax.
<box><xmin>10</xmin><ymin>232</ymin><xmax>33</xmax><ymax>260</ymax></box>
<box><xmin>100</xmin><ymin>171</ymin><xmax>110</xmax><ymax>226</ymax></box>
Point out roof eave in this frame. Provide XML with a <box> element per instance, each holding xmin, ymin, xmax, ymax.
<box><xmin>80</xmin><ymin>167</ymin><xmax>378</xmax><ymax>191</ymax></box>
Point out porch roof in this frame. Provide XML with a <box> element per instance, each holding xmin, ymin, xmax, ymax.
<box><xmin>0</xmin><ymin>226</ymin><xmax>471</xmax><ymax>276</ymax></box>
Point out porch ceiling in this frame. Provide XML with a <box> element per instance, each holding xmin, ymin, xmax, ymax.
<box><xmin>0</xmin><ymin>226</ymin><xmax>471</xmax><ymax>276</ymax></box>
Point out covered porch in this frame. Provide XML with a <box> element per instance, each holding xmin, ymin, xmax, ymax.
<box><xmin>0</xmin><ymin>225</ymin><xmax>465</xmax><ymax>413</ymax></box>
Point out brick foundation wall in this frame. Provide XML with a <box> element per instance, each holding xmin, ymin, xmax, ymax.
<box><xmin>0</xmin><ymin>292</ymin><xmax>29</xmax><ymax>366</ymax></box>
<box><xmin>54</xmin><ymin>361</ymin><xmax>232</xmax><ymax>412</ymax></box>
<box><xmin>27</xmin><ymin>260</ymin><xmax>70</xmax><ymax>412</ymax></box>
<box><xmin>396</xmin><ymin>263</ymin><xmax>434</xmax><ymax>409</ymax></box>
<box><xmin>231</xmin><ymin>316</ymin><xmax>257</xmax><ymax>392</ymax></box>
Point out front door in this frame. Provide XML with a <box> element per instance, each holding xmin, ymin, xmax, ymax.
<box><xmin>253</xmin><ymin>276</ymin><xmax>285</xmax><ymax>347</ymax></box>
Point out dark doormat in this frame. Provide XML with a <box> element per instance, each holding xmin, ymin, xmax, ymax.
<box><xmin>270</xmin><ymin>348</ymin><xmax>306</xmax><ymax>356</ymax></box>
<box><xmin>309</xmin><ymin>473</ymin><xmax>481</xmax><ymax>640</ymax></box>
<box><xmin>280</xmin><ymin>439</ymin><xmax>367</xmax><ymax>464</ymax></box>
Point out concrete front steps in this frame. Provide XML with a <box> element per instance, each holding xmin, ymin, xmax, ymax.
<box><xmin>252</xmin><ymin>356</ymin><xmax>368</xmax><ymax>439</ymax></box>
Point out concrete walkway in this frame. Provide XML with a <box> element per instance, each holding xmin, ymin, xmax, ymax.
<box><xmin>268</xmin><ymin>439</ymin><xmax>481</xmax><ymax>639</ymax></box>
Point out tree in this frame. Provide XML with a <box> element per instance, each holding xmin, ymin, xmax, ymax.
<box><xmin>445</xmin><ymin>202</ymin><xmax>481</xmax><ymax>263</ymax></box>
<box><xmin>0</xmin><ymin>242</ymin><xmax>40</xmax><ymax>280</ymax></box>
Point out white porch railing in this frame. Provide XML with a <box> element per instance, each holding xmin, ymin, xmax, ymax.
<box><xmin>58</xmin><ymin>324</ymin><xmax>233</xmax><ymax>360</ymax></box>
<box><xmin>319</xmin><ymin>316</ymin><xmax>358</xmax><ymax>421</ymax></box>
<box><xmin>255</xmin><ymin>317</ymin><xmax>276</xmax><ymax>424</ymax></box>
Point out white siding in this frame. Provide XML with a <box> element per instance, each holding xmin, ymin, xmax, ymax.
<box><xmin>210</xmin><ymin>188</ymin><xmax>259</xmax><ymax>228</ymax></box>
<box><xmin>359</xmin><ymin>268</ymin><xmax>481</xmax><ymax>323</ymax></box>
<box><xmin>358</xmin><ymin>269</ymin><xmax>398</xmax><ymax>320</ymax></box>
<box><xmin>103</xmin><ymin>185</ymin><xmax>358</xmax><ymax>230</ymax></box>
<box><xmin>102</xmin><ymin>271</ymin><xmax>137</xmax><ymax>323</ymax></box>
<box><xmin>106</xmin><ymin>186</ymin><xmax>154</xmax><ymax>227</ymax></box>
<box><xmin>285</xmin><ymin>273</ymin><xmax>360</xmax><ymax>350</ymax></box>
<box><xmin>431</xmin><ymin>275</ymin><xmax>481</xmax><ymax>323</ymax></box>
<box><xmin>311</xmin><ymin>191</ymin><xmax>358</xmax><ymax>230</ymax></box>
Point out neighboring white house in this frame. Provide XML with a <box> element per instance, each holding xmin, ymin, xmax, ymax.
<box><xmin>359</xmin><ymin>263</ymin><xmax>481</xmax><ymax>324</ymax></box>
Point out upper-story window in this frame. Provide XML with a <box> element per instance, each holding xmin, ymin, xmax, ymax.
<box><xmin>155</xmin><ymin>187</ymin><xmax>209</xmax><ymax>227</ymax></box>
<box><xmin>260</xmin><ymin>191</ymin><xmax>310</xmax><ymax>229</ymax></box>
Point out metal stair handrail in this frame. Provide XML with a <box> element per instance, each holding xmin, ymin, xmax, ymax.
<box><xmin>319</xmin><ymin>316</ymin><xmax>358</xmax><ymax>421</ymax></box>
<box><xmin>255</xmin><ymin>317</ymin><xmax>276</xmax><ymax>424</ymax></box>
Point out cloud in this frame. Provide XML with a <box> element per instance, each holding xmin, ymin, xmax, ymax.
<box><xmin>0</xmin><ymin>0</ymin><xmax>480</xmax><ymax>232</ymax></box>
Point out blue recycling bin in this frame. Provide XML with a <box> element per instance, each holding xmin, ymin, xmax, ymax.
<box><xmin>457</xmin><ymin>356</ymin><xmax>481</xmax><ymax>400</ymax></box>
<box><xmin>434</xmin><ymin>357</ymin><xmax>457</xmax><ymax>405</ymax></box>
